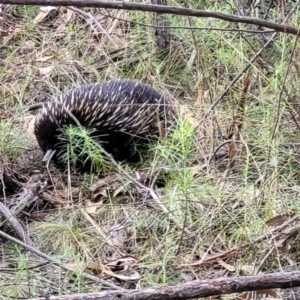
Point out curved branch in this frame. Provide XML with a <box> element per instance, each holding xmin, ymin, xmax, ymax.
<box><xmin>1</xmin><ymin>0</ymin><xmax>300</xmax><ymax>35</ymax></box>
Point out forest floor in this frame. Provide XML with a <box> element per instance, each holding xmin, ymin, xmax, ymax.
<box><xmin>1</xmin><ymin>1</ymin><xmax>300</xmax><ymax>299</ymax></box>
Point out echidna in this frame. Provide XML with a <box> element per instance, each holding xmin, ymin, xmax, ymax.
<box><xmin>34</xmin><ymin>79</ymin><xmax>170</xmax><ymax>169</ymax></box>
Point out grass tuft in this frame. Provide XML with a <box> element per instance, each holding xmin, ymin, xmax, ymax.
<box><xmin>56</xmin><ymin>125</ymin><xmax>112</xmax><ymax>173</ymax></box>
<box><xmin>2</xmin><ymin>2</ymin><xmax>300</xmax><ymax>298</ymax></box>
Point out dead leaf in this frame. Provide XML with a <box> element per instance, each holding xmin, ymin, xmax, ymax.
<box><xmin>93</xmin><ymin>189</ymin><xmax>109</xmax><ymax>199</ymax></box>
<box><xmin>196</xmin><ymin>88</ymin><xmax>210</xmax><ymax>103</ymax></box>
<box><xmin>228</xmin><ymin>139</ymin><xmax>238</xmax><ymax>168</ymax></box>
<box><xmin>239</xmin><ymin>289</ymin><xmax>281</xmax><ymax>299</ymax></box>
<box><xmin>112</xmin><ymin>185</ymin><xmax>126</xmax><ymax>198</ymax></box>
<box><xmin>33</xmin><ymin>6</ymin><xmax>57</xmax><ymax>24</ymax></box>
<box><xmin>55</xmin><ymin>186</ymin><xmax>80</xmax><ymax>200</ymax></box>
<box><xmin>103</xmin><ymin>256</ymin><xmax>140</xmax><ymax>281</ymax></box>
<box><xmin>90</xmin><ymin>175</ymin><xmax>118</xmax><ymax>199</ymax></box>
<box><xmin>40</xmin><ymin>191</ymin><xmax>66</xmax><ymax>206</ymax></box>
<box><xmin>105</xmin><ymin>256</ymin><xmax>139</xmax><ymax>272</ymax></box>
<box><xmin>179</xmin><ymin>104</ymin><xmax>198</xmax><ymax>128</ymax></box>
<box><xmin>85</xmin><ymin>257</ymin><xmax>140</xmax><ymax>281</ymax></box>
<box><xmin>90</xmin><ymin>175</ymin><xmax>117</xmax><ymax>192</ymax></box>
<box><xmin>240</xmin><ymin>264</ymin><xmax>255</xmax><ymax>274</ymax></box>
<box><xmin>266</xmin><ymin>213</ymin><xmax>295</xmax><ymax>227</ymax></box>
<box><xmin>112</xmin><ymin>35</ymin><xmax>127</xmax><ymax>47</ymax></box>
<box><xmin>19</xmin><ymin>40</ymin><xmax>36</xmax><ymax>54</ymax></box>
<box><xmin>39</xmin><ymin>66</ymin><xmax>54</xmax><ymax>76</ymax></box>
<box><xmin>274</xmin><ymin>226</ymin><xmax>300</xmax><ymax>248</ymax></box>
<box><xmin>22</xmin><ymin>115</ymin><xmax>36</xmax><ymax>141</ymax></box>
<box><xmin>64</xmin><ymin>9</ymin><xmax>74</xmax><ymax>23</ymax></box>
<box><xmin>36</xmin><ymin>56</ymin><xmax>54</xmax><ymax>62</ymax></box>
<box><xmin>55</xmin><ymin>23</ymin><xmax>67</xmax><ymax>33</ymax></box>
<box><xmin>85</xmin><ymin>200</ymin><xmax>103</xmax><ymax>216</ymax></box>
<box><xmin>217</xmin><ymin>259</ymin><xmax>235</xmax><ymax>272</ymax></box>
<box><xmin>0</xmin><ymin>82</ymin><xmax>21</xmax><ymax>97</ymax></box>
<box><xmin>109</xmin><ymin>270</ymin><xmax>141</xmax><ymax>281</ymax></box>
<box><xmin>83</xmin><ymin>258</ymin><xmax>105</xmax><ymax>276</ymax></box>
<box><xmin>178</xmin><ymin>247</ymin><xmax>244</xmax><ymax>268</ymax></box>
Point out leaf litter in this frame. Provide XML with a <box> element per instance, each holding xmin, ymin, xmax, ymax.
<box><xmin>0</xmin><ymin>2</ymin><xmax>300</xmax><ymax>299</ymax></box>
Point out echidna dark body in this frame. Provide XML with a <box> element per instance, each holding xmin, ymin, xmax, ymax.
<box><xmin>34</xmin><ymin>79</ymin><xmax>169</xmax><ymax>170</ymax></box>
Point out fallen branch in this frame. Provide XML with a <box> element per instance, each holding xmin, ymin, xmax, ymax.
<box><xmin>30</xmin><ymin>271</ymin><xmax>300</xmax><ymax>300</ymax></box>
<box><xmin>0</xmin><ymin>202</ymin><xmax>36</xmax><ymax>246</ymax></box>
<box><xmin>1</xmin><ymin>0</ymin><xmax>300</xmax><ymax>35</ymax></box>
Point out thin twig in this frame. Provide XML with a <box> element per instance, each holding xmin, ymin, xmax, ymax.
<box><xmin>0</xmin><ymin>170</ymin><xmax>7</xmax><ymax>204</ymax></box>
<box><xmin>0</xmin><ymin>202</ymin><xmax>35</xmax><ymax>246</ymax></box>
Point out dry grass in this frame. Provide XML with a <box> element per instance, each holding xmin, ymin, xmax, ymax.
<box><xmin>1</xmin><ymin>1</ymin><xmax>300</xmax><ymax>299</ymax></box>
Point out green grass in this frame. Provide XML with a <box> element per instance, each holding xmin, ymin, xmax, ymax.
<box><xmin>1</xmin><ymin>1</ymin><xmax>300</xmax><ymax>299</ymax></box>
<box><xmin>0</xmin><ymin>121</ymin><xmax>25</xmax><ymax>159</ymax></box>
<box><xmin>56</xmin><ymin>125</ymin><xmax>112</xmax><ymax>173</ymax></box>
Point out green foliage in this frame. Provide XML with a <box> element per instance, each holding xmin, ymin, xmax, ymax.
<box><xmin>0</xmin><ymin>121</ymin><xmax>24</xmax><ymax>160</ymax></box>
<box><xmin>3</xmin><ymin>0</ymin><xmax>300</xmax><ymax>297</ymax></box>
<box><xmin>6</xmin><ymin>5</ymin><xmax>40</xmax><ymax>21</ymax></box>
<box><xmin>56</xmin><ymin>125</ymin><xmax>112</xmax><ymax>173</ymax></box>
<box><xmin>153</xmin><ymin>112</ymin><xmax>195</xmax><ymax>187</ymax></box>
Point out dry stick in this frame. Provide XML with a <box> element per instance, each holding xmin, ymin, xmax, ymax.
<box><xmin>0</xmin><ymin>203</ymin><xmax>36</xmax><ymax>246</ymax></box>
<box><xmin>255</xmin><ymin>246</ymin><xmax>276</xmax><ymax>275</ymax></box>
<box><xmin>27</xmin><ymin>103</ymin><xmax>43</xmax><ymax>111</ymax></box>
<box><xmin>176</xmin><ymin>220</ymin><xmax>300</xmax><ymax>270</ymax></box>
<box><xmin>10</xmin><ymin>180</ymin><xmax>47</xmax><ymax>213</ymax></box>
<box><xmin>0</xmin><ymin>169</ymin><xmax>7</xmax><ymax>203</ymax></box>
<box><xmin>0</xmin><ymin>178</ymin><xmax>60</xmax><ymax>281</ymax></box>
<box><xmin>151</xmin><ymin>0</ymin><xmax>170</xmax><ymax>51</ymax></box>
<box><xmin>0</xmin><ymin>199</ymin><xmax>60</xmax><ymax>282</ymax></box>
<box><xmin>30</xmin><ymin>271</ymin><xmax>300</xmax><ymax>300</ymax></box>
<box><xmin>67</xmin><ymin>6</ymin><xmax>118</xmax><ymax>49</ymax></box>
<box><xmin>0</xmin><ymin>229</ymin><xmax>122</xmax><ymax>290</ymax></box>
<box><xmin>1</xmin><ymin>0</ymin><xmax>300</xmax><ymax>35</ymax></box>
